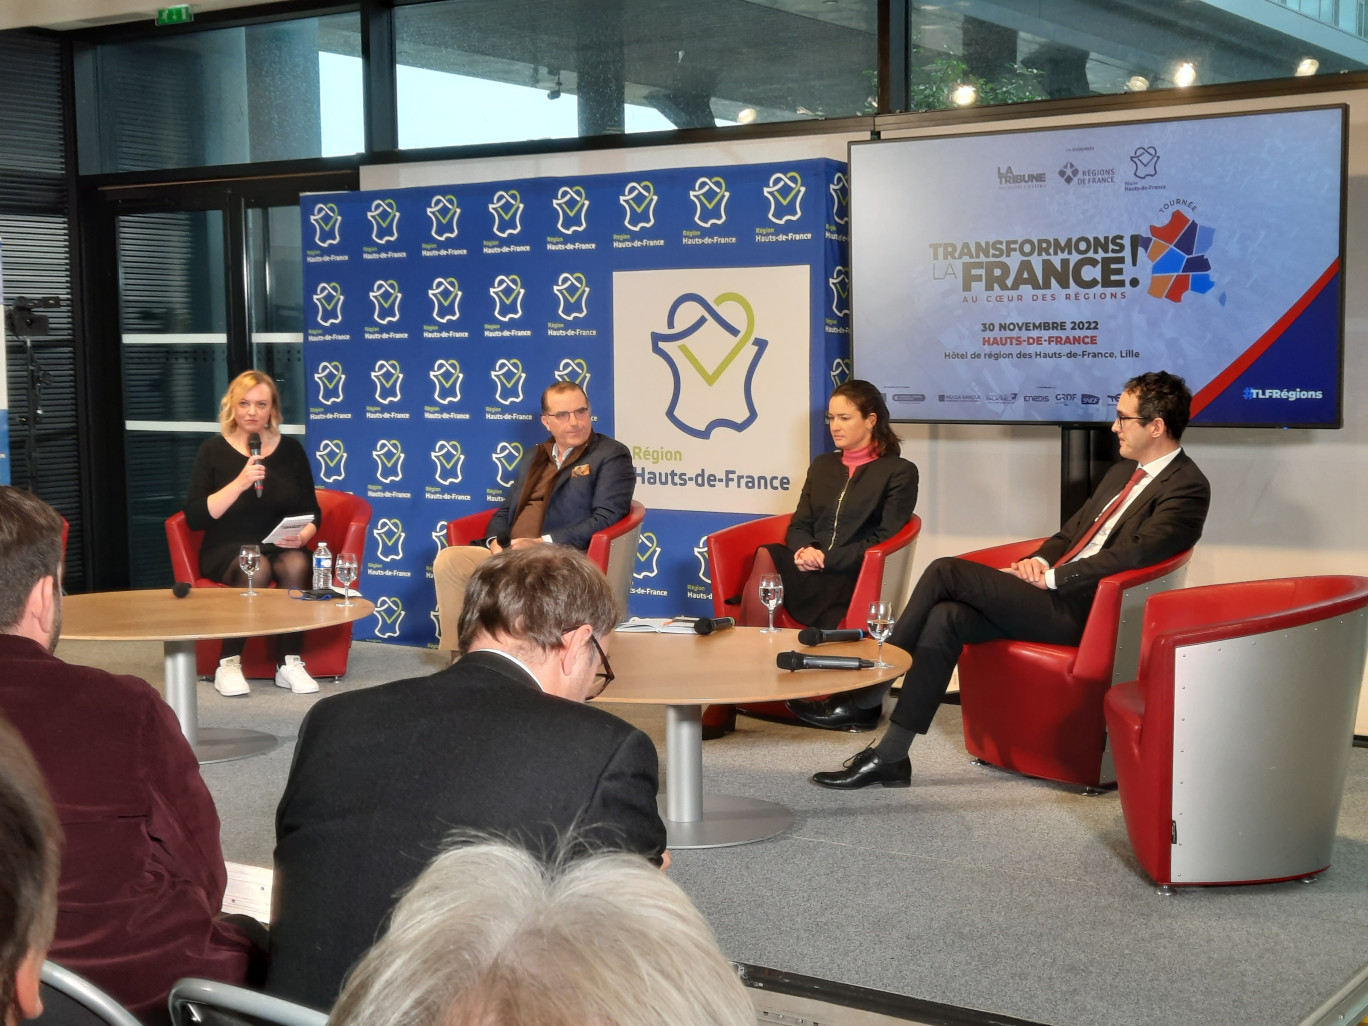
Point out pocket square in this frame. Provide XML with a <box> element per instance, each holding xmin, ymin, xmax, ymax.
<box><xmin>571</xmin><ymin>464</ymin><xmax>591</xmax><ymax>478</ymax></box>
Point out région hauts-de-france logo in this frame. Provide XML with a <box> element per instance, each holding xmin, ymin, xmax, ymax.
<box><xmin>830</xmin><ymin>358</ymin><xmax>852</xmax><ymax>389</ymax></box>
<box><xmin>371</xmin><ymin>360</ymin><xmax>403</xmax><ymax>404</ymax></box>
<box><xmin>693</xmin><ymin>535</ymin><xmax>710</xmax><ymax>583</ymax></box>
<box><xmin>829</xmin><ymin>172</ymin><xmax>850</xmax><ymax>226</ymax></box>
<box><xmin>554</xmin><ymin>358</ymin><xmax>590</xmax><ymax>392</ymax></box>
<box><xmin>310</xmin><ymin>202</ymin><xmax>342</xmax><ymax>247</ymax></box>
<box><xmin>633</xmin><ymin>531</ymin><xmax>661</xmax><ymax>579</ymax></box>
<box><xmin>313</xmin><ymin>282</ymin><xmax>343</xmax><ymax>326</ymax></box>
<box><xmin>763</xmin><ymin>171</ymin><xmax>804</xmax><ymax>224</ymax></box>
<box><xmin>367</xmin><ymin>199</ymin><xmax>400</xmax><ymax>244</ymax></box>
<box><xmin>1140</xmin><ymin>209</ymin><xmax>1215</xmax><ymax>303</ymax></box>
<box><xmin>489</xmin><ymin>275</ymin><xmax>525</xmax><ymax>322</ymax></box>
<box><xmin>370</xmin><ymin>280</ymin><xmax>402</xmax><ymax>324</ymax></box>
<box><xmin>490</xmin><ymin>359</ymin><xmax>526</xmax><ymax>406</ymax></box>
<box><xmin>372</xmin><ymin>597</ymin><xmax>404</xmax><ymax>638</ymax></box>
<box><xmin>314</xmin><ymin>362</ymin><xmax>345</xmax><ymax>405</ymax></box>
<box><xmin>431</xmin><ymin>521</ymin><xmax>451</xmax><ymax>555</ymax></box>
<box><xmin>427</xmin><ymin>194</ymin><xmax>460</xmax><ymax>240</ymax></box>
<box><xmin>650</xmin><ymin>291</ymin><xmax>768</xmax><ymax>439</ymax></box>
<box><xmin>1130</xmin><ymin>146</ymin><xmax>1160</xmax><ymax>179</ymax></box>
<box><xmin>689</xmin><ymin>176</ymin><xmax>729</xmax><ymax>228</ymax></box>
<box><xmin>373</xmin><ymin>517</ymin><xmax>406</xmax><ymax>562</ymax></box>
<box><xmin>428</xmin><ymin>277</ymin><xmax>462</xmax><ymax>323</ymax></box>
<box><xmin>489</xmin><ymin>189</ymin><xmax>524</xmax><ymax>237</ymax></box>
<box><xmin>372</xmin><ymin>440</ymin><xmax>405</xmax><ymax>483</ymax></box>
<box><xmin>553</xmin><ymin>272</ymin><xmax>590</xmax><ymax>320</ymax></box>
<box><xmin>431</xmin><ymin>441</ymin><xmax>465</xmax><ymax>485</ymax></box>
<box><xmin>430</xmin><ymin>359</ymin><xmax>463</xmax><ymax>404</ymax></box>
<box><xmin>828</xmin><ymin>266</ymin><xmax>850</xmax><ymax>318</ymax></box>
<box><xmin>552</xmin><ymin>186</ymin><xmax>590</xmax><ymax>234</ymax></box>
<box><xmin>490</xmin><ymin>441</ymin><xmax>524</xmax><ymax>489</ymax></box>
<box><xmin>315</xmin><ymin>439</ymin><xmax>347</xmax><ymax>483</ymax></box>
<box><xmin>620</xmin><ymin>181</ymin><xmax>657</xmax><ymax>231</ymax></box>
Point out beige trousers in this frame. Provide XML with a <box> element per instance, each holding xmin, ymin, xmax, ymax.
<box><xmin>433</xmin><ymin>544</ymin><xmax>493</xmax><ymax>651</ymax></box>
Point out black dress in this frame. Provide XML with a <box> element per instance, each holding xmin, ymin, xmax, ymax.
<box><xmin>183</xmin><ymin>434</ymin><xmax>322</xmax><ymax>582</ymax></box>
<box><xmin>763</xmin><ymin>451</ymin><xmax>919</xmax><ymax>628</ymax></box>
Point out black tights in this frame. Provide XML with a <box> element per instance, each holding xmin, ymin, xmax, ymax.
<box><xmin>218</xmin><ymin>549</ymin><xmax>311</xmax><ymax>661</ymax></box>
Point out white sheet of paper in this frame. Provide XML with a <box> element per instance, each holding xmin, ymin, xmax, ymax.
<box><xmin>261</xmin><ymin>514</ymin><xmax>315</xmax><ymax>545</ymax></box>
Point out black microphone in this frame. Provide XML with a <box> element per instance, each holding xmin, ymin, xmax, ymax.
<box><xmin>693</xmin><ymin>616</ymin><xmax>735</xmax><ymax>636</ymax></box>
<box><xmin>172</xmin><ymin>582</ymin><xmax>192</xmax><ymax>598</ymax></box>
<box><xmin>797</xmin><ymin>627</ymin><xmax>865</xmax><ymax>646</ymax></box>
<box><xmin>248</xmin><ymin>432</ymin><xmax>262</xmax><ymax>498</ymax></box>
<box><xmin>777</xmin><ymin>651</ymin><xmax>874</xmax><ymax>671</ymax></box>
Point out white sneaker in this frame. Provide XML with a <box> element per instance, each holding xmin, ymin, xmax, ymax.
<box><xmin>275</xmin><ymin>655</ymin><xmax>319</xmax><ymax>694</ymax></box>
<box><xmin>214</xmin><ymin>656</ymin><xmax>250</xmax><ymax>697</ymax></box>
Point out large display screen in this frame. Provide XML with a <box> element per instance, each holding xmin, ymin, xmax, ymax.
<box><xmin>849</xmin><ymin>105</ymin><xmax>1346</xmax><ymax>427</ymax></box>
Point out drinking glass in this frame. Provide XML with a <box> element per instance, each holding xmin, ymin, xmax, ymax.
<box><xmin>867</xmin><ymin>601</ymin><xmax>895</xmax><ymax>668</ymax></box>
<box><xmin>758</xmin><ymin>573</ymin><xmax>784</xmax><ymax>633</ymax></box>
<box><xmin>239</xmin><ymin>544</ymin><xmax>261</xmax><ymax>597</ymax></box>
<box><xmin>336</xmin><ymin>551</ymin><xmax>359</xmax><ymax>606</ymax></box>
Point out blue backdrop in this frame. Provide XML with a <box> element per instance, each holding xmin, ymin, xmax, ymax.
<box><xmin>302</xmin><ymin>159</ymin><xmax>850</xmax><ymax>646</ymax></box>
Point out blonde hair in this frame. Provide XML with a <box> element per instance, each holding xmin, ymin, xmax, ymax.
<box><xmin>218</xmin><ymin>370</ymin><xmax>282</xmax><ymax>436</ymax></box>
<box><xmin>330</xmin><ymin>838</ymin><xmax>754</xmax><ymax>1026</ymax></box>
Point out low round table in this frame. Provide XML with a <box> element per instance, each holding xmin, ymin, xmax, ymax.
<box><xmin>62</xmin><ymin>588</ymin><xmax>373</xmax><ymax>764</ymax></box>
<box><xmin>600</xmin><ymin>627</ymin><xmax>910</xmax><ymax>848</ymax></box>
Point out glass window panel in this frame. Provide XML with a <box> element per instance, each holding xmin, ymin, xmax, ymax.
<box><xmin>248</xmin><ymin>205</ymin><xmax>307</xmax><ymax>427</ymax></box>
<box><xmin>394</xmin><ymin>0</ymin><xmax>877</xmax><ymax>149</ymax></box>
<box><xmin>905</xmin><ymin>2</ymin><xmax>1368</xmax><ymax>112</ymax></box>
<box><xmin>83</xmin><ymin>12</ymin><xmax>362</xmax><ymax>173</ymax></box>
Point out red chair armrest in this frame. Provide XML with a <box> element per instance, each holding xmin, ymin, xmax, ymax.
<box><xmin>165</xmin><ymin>511</ymin><xmax>201</xmax><ymax>583</ymax></box>
<box><xmin>705</xmin><ymin>514</ymin><xmax>791</xmax><ymax>618</ymax></box>
<box><xmin>447</xmin><ymin>508</ymin><xmax>499</xmax><ymax>547</ymax></box>
<box><xmin>958</xmin><ymin>537</ymin><xmax>1049</xmax><ymax>570</ymax></box>
<box><xmin>1072</xmin><ymin>548</ymin><xmax>1191</xmax><ymax>683</ymax></box>
<box><xmin>843</xmin><ymin>514</ymin><xmax>922</xmax><ymax>629</ymax></box>
<box><xmin>585</xmin><ymin>501</ymin><xmax>646</xmax><ymax>572</ymax></box>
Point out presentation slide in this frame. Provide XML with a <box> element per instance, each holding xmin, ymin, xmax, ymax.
<box><xmin>850</xmin><ymin>106</ymin><xmax>1344</xmax><ymax>427</ymax></box>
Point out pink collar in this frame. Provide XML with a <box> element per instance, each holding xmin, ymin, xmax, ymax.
<box><xmin>841</xmin><ymin>443</ymin><xmax>877</xmax><ymax>475</ymax></box>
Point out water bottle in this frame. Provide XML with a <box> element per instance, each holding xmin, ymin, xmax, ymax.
<box><xmin>313</xmin><ymin>541</ymin><xmax>332</xmax><ymax>590</ymax></box>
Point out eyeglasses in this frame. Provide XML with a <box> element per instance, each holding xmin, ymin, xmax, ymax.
<box><xmin>587</xmin><ymin>634</ymin><xmax>615</xmax><ymax>699</ymax></box>
<box><xmin>544</xmin><ymin>406</ymin><xmax>590</xmax><ymax>424</ymax></box>
<box><xmin>1114</xmin><ymin>412</ymin><xmax>1150</xmax><ymax>425</ymax></box>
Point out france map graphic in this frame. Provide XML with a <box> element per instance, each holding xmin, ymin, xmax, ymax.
<box><xmin>1142</xmin><ymin>209</ymin><xmax>1215</xmax><ymax>303</ymax></box>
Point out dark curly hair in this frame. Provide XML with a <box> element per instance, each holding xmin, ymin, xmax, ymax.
<box><xmin>1124</xmin><ymin>371</ymin><xmax>1193</xmax><ymax>441</ymax></box>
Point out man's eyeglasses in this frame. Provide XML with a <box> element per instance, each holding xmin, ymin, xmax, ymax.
<box><xmin>587</xmin><ymin>634</ymin><xmax>614</xmax><ymax>699</ymax></box>
<box><xmin>1114</xmin><ymin>412</ymin><xmax>1150</xmax><ymax>425</ymax></box>
<box><xmin>545</xmin><ymin>406</ymin><xmax>590</xmax><ymax>424</ymax></box>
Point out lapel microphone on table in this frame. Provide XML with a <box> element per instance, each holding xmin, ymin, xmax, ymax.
<box><xmin>248</xmin><ymin>432</ymin><xmax>263</xmax><ymax>498</ymax></box>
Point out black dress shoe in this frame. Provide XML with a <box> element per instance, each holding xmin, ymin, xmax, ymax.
<box><xmin>811</xmin><ymin>748</ymin><xmax>912</xmax><ymax>789</ymax></box>
<box><xmin>785</xmin><ymin>696</ymin><xmax>881</xmax><ymax>732</ymax></box>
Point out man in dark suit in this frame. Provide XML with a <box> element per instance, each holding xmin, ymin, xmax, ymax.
<box><xmin>807</xmin><ymin>371</ymin><xmax>1211</xmax><ymax>788</ymax></box>
<box><xmin>267</xmin><ymin>546</ymin><xmax>667</xmax><ymax>1011</ymax></box>
<box><xmin>432</xmin><ymin>380</ymin><xmax>634</xmax><ymax>655</ymax></box>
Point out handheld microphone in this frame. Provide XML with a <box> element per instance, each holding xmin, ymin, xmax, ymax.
<box><xmin>693</xmin><ymin>616</ymin><xmax>735</xmax><ymax>636</ymax></box>
<box><xmin>248</xmin><ymin>432</ymin><xmax>262</xmax><ymax>498</ymax></box>
<box><xmin>797</xmin><ymin>627</ymin><xmax>865</xmax><ymax>646</ymax></box>
<box><xmin>172</xmin><ymin>582</ymin><xmax>192</xmax><ymax>598</ymax></box>
<box><xmin>777</xmin><ymin>651</ymin><xmax>874</xmax><ymax>671</ymax></box>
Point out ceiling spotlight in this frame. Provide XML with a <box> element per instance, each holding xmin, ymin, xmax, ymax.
<box><xmin>1126</xmin><ymin>75</ymin><xmax>1149</xmax><ymax>92</ymax></box>
<box><xmin>736</xmin><ymin>107</ymin><xmax>757</xmax><ymax>124</ymax></box>
<box><xmin>1173</xmin><ymin>62</ymin><xmax>1197</xmax><ymax>88</ymax></box>
<box><xmin>547</xmin><ymin>74</ymin><xmax>562</xmax><ymax>100</ymax></box>
<box><xmin>951</xmin><ymin>82</ymin><xmax>977</xmax><ymax>106</ymax></box>
<box><xmin>1296</xmin><ymin>57</ymin><xmax>1320</xmax><ymax>76</ymax></box>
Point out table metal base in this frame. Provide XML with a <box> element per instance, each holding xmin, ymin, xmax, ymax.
<box><xmin>163</xmin><ymin>640</ymin><xmax>278</xmax><ymax>766</ymax></box>
<box><xmin>194</xmin><ymin>727</ymin><xmax>280</xmax><ymax>764</ymax></box>
<box><xmin>661</xmin><ymin>704</ymin><xmax>795</xmax><ymax>848</ymax></box>
<box><xmin>659</xmin><ymin>793</ymin><xmax>795</xmax><ymax>848</ymax></box>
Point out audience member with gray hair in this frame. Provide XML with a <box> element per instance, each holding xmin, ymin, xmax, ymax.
<box><xmin>268</xmin><ymin>546</ymin><xmax>667</xmax><ymax>1012</ymax></box>
<box><xmin>0</xmin><ymin>713</ymin><xmax>60</xmax><ymax>1026</ymax></box>
<box><xmin>330</xmin><ymin>837</ymin><xmax>754</xmax><ymax>1026</ymax></box>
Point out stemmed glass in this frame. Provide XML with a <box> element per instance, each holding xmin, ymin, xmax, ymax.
<box><xmin>336</xmin><ymin>551</ymin><xmax>359</xmax><ymax>606</ymax></box>
<box><xmin>758</xmin><ymin>573</ymin><xmax>784</xmax><ymax>633</ymax></box>
<box><xmin>867</xmin><ymin>601</ymin><xmax>895</xmax><ymax>668</ymax></box>
<box><xmin>238</xmin><ymin>544</ymin><xmax>261</xmax><ymax>598</ymax></box>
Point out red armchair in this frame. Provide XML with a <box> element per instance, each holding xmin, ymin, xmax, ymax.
<box><xmin>704</xmin><ymin>512</ymin><xmax>922</xmax><ymax>723</ymax></box>
<box><xmin>955</xmin><ymin>538</ymin><xmax>1192</xmax><ymax>789</ymax></box>
<box><xmin>1104</xmin><ymin>576</ymin><xmax>1368</xmax><ymax>889</ymax></box>
<box><xmin>165</xmin><ymin>488</ymin><xmax>372</xmax><ymax>679</ymax></box>
<box><xmin>445</xmin><ymin>501</ymin><xmax>646</xmax><ymax>612</ymax></box>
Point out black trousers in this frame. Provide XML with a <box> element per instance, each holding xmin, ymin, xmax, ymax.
<box><xmin>886</xmin><ymin>557</ymin><xmax>1094</xmax><ymax>733</ymax></box>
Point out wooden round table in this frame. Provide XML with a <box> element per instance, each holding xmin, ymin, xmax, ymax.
<box><xmin>600</xmin><ymin>626</ymin><xmax>910</xmax><ymax>848</ymax></box>
<box><xmin>62</xmin><ymin>588</ymin><xmax>374</xmax><ymax>764</ymax></box>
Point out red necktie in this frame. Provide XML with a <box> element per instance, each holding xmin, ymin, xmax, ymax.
<box><xmin>1053</xmin><ymin>466</ymin><xmax>1147</xmax><ymax>567</ymax></box>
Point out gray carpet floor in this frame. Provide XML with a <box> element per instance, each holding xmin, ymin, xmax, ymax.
<box><xmin>55</xmin><ymin>636</ymin><xmax>1368</xmax><ymax>1026</ymax></box>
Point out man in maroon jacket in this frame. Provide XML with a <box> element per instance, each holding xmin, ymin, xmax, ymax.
<box><xmin>0</xmin><ymin>486</ymin><xmax>261</xmax><ymax>1023</ymax></box>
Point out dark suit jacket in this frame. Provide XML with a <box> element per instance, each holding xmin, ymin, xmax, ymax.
<box><xmin>0</xmin><ymin>635</ymin><xmax>256</xmax><ymax>1024</ymax></box>
<box><xmin>1034</xmin><ymin>449</ymin><xmax>1210</xmax><ymax>601</ymax></box>
<box><xmin>487</xmin><ymin>431</ymin><xmax>635</xmax><ymax>550</ymax></box>
<box><xmin>266</xmin><ymin>651</ymin><xmax>666</xmax><ymax>1011</ymax></box>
